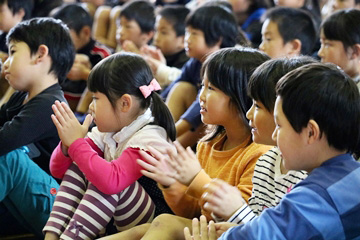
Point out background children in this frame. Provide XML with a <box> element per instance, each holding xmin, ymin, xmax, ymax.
<box><xmin>0</xmin><ymin>17</ymin><xmax>75</xmax><ymax>237</ymax></box>
<box><xmin>0</xmin><ymin>0</ymin><xmax>34</xmax><ymax>98</ymax></box>
<box><xmin>141</xmin><ymin>5</ymin><xmax>190</xmax><ymax>87</ymax></box>
<box><xmin>318</xmin><ymin>8</ymin><xmax>360</xmax><ymax>87</ymax></box>
<box><xmin>52</xmin><ymin>3</ymin><xmax>112</xmax><ymax>112</ymax></box>
<box><xmin>259</xmin><ymin>6</ymin><xmax>317</xmax><ymax>59</ymax></box>
<box><xmin>43</xmin><ymin>53</ymin><xmax>176</xmax><ymax>240</ymax></box>
<box><xmin>116</xmin><ymin>0</ymin><xmax>155</xmax><ymax>52</ymax></box>
<box><xmin>108</xmin><ymin>47</ymin><xmax>270</xmax><ymax>240</ymax></box>
<box><xmin>192</xmin><ymin>57</ymin><xmax>315</xmax><ymax>238</ymax></box>
<box><xmin>213</xmin><ymin>62</ymin><xmax>360</xmax><ymax>239</ymax></box>
<box><xmin>164</xmin><ymin>4</ymin><xmax>246</xmax><ymax>148</ymax></box>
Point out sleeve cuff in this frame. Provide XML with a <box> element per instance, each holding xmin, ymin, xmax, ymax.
<box><xmin>186</xmin><ymin>169</ymin><xmax>212</xmax><ymax>199</ymax></box>
<box><xmin>227</xmin><ymin>204</ymin><xmax>256</xmax><ymax>224</ymax></box>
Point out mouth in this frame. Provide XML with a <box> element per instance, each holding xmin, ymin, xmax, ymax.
<box><xmin>200</xmin><ymin>105</ymin><xmax>207</xmax><ymax>113</ymax></box>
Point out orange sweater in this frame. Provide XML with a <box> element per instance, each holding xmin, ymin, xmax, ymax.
<box><xmin>160</xmin><ymin>133</ymin><xmax>271</xmax><ymax>219</ymax></box>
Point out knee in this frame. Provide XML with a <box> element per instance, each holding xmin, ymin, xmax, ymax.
<box><xmin>150</xmin><ymin>214</ymin><xmax>178</xmax><ymax>229</ymax></box>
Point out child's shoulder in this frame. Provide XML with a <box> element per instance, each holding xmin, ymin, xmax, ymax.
<box><xmin>128</xmin><ymin>124</ymin><xmax>175</xmax><ymax>151</ymax></box>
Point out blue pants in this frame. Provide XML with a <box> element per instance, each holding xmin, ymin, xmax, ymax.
<box><xmin>0</xmin><ymin>149</ymin><xmax>59</xmax><ymax>238</ymax></box>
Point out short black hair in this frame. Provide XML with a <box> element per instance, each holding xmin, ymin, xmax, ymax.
<box><xmin>158</xmin><ymin>5</ymin><xmax>190</xmax><ymax>37</ymax></box>
<box><xmin>201</xmin><ymin>47</ymin><xmax>270</xmax><ymax>141</ymax></box>
<box><xmin>264</xmin><ymin>6</ymin><xmax>317</xmax><ymax>55</ymax></box>
<box><xmin>322</xmin><ymin>9</ymin><xmax>360</xmax><ymax>50</ymax></box>
<box><xmin>248</xmin><ymin>56</ymin><xmax>317</xmax><ymax>112</ymax></box>
<box><xmin>186</xmin><ymin>5</ymin><xmax>240</xmax><ymax>48</ymax></box>
<box><xmin>7</xmin><ymin>17</ymin><xmax>75</xmax><ymax>83</ymax></box>
<box><xmin>0</xmin><ymin>0</ymin><xmax>34</xmax><ymax>20</ymax></box>
<box><xmin>276</xmin><ymin>63</ymin><xmax>360</xmax><ymax>153</ymax></box>
<box><xmin>51</xmin><ymin>3</ymin><xmax>93</xmax><ymax>35</ymax></box>
<box><xmin>120</xmin><ymin>0</ymin><xmax>155</xmax><ymax>33</ymax></box>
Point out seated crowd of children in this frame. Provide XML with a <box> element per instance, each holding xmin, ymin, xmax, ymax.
<box><xmin>0</xmin><ymin>0</ymin><xmax>360</xmax><ymax>239</ymax></box>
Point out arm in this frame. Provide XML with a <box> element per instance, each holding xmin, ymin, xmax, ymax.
<box><xmin>50</xmin><ymin>138</ymin><xmax>103</xmax><ymax>179</ymax></box>
<box><xmin>69</xmin><ymin>139</ymin><xmax>147</xmax><ymax>194</ymax></box>
<box><xmin>0</xmin><ymin>93</ymin><xmax>61</xmax><ymax>156</ymax></box>
<box><xmin>219</xmin><ymin>186</ymin><xmax>336</xmax><ymax>240</ymax></box>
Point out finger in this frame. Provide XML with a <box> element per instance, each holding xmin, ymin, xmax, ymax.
<box><xmin>208</xmin><ymin>221</ymin><xmax>217</xmax><ymax>240</ymax></box>
<box><xmin>139</xmin><ymin>150</ymin><xmax>160</xmax><ymax>166</ymax></box>
<box><xmin>147</xmin><ymin>145</ymin><xmax>167</xmax><ymax>161</ymax></box>
<box><xmin>174</xmin><ymin>141</ymin><xmax>188</xmax><ymax>160</ymax></box>
<box><xmin>52</xmin><ymin>104</ymin><xmax>67</xmax><ymax>125</ymax></box>
<box><xmin>82</xmin><ymin>114</ymin><xmax>93</xmax><ymax>129</ymax></box>
<box><xmin>186</xmin><ymin>145</ymin><xmax>197</xmax><ymax>159</ymax></box>
<box><xmin>184</xmin><ymin>227</ymin><xmax>193</xmax><ymax>240</ymax></box>
<box><xmin>140</xmin><ymin>169</ymin><xmax>159</xmax><ymax>181</ymax></box>
<box><xmin>137</xmin><ymin>159</ymin><xmax>157</xmax><ymax>173</ymax></box>
<box><xmin>192</xmin><ymin>218</ymin><xmax>200</xmax><ymax>240</ymax></box>
<box><xmin>55</xmin><ymin>101</ymin><xmax>71</xmax><ymax>121</ymax></box>
<box><xmin>51</xmin><ymin>114</ymin><xmax>62</xmax><ymax>130</ymax></box>
<box><xmin>61</xmin><ymin>101</ymin><xmax>77</xmax><ymax>119</ymax></box>
<box><xmin>199</xmin><ymin>215</ymin><xmax>208</xmax><ymax>240</ymax></box>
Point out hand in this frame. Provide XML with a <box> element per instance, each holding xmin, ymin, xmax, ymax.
<box><xmin>137</xmin><ymin>145</ymin><xmax>177</xmax><ymax>187</ymax></box>
<box><xmin>166</xmin><ymin>141</ymin><xmax>202</xmax><ymax>186</ymax></box>
<box><xmin>202</xmin><ymin>179</ymin><xmax>246</xmax><ymax>220</ymax></box>
<box><xmin>214</xmin><ymin>222</ymin><xmax>238</xmax><ymax>237</ymax></box>
<box><xmin>122</xmin><ymin>40</ymin><xmax>140</xmax><ymax>54</ymax></box>
<box><xmin>142</xmin><ymin>55</ymin><xmax>162</xmax><ymax>74</ymax></box>
<box><xmin>51</xmin><ymin>100</ymin><xmax>93</xmax><ymax>147</ymax></box>
<box><xmin>184</xmin><ymin>215</ymin><xmax>217</xmax><ymax>240</ymax></box>
<box><xmin>67</xmin><ymin>62</ymin><xmax>91</xmax><ymax>81</ymax></box>
<box><xmin>141</xmin><ymin>45</ymin><xmax>166</xmax><ymax>64</ymax></box>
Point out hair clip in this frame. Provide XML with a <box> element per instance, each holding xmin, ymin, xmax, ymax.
<box><xmin>139</xmin><ymin>79</ymin><xmax>161</xmax><ymax>98</ymax></box>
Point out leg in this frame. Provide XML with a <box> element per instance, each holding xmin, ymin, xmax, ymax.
<box><xmin>92</xmin><ymin>6</ymin><xmax>111</xmax><ymax>46</ymax></box>
<box><xmin>98</xmin><ymin>223</ymin><xmax>150</xmax><ymax>240</ymax></box>
<box><xmin>141</xmin><ymin>214</ymin><xmax>192</xmax><ymax>240</ymax></box>
<box><xmin>106</xmin><ymin>6</ymin><xmax>122</xmax><ymax>49</ymax></box>
<box><xmin>44</xmin><ymin>163</ymin><xmax>87</xmax><ymax>238</ymax></box>
<box><xmin>113</xmin><ymin>181</ymin><xmax>155</xmax><ymax>232</ymax></box>
<box><xmin>0</xmin><ymin>149</ymin><xmax>59</xmax><ymax>238</ymax></box>
<box><xmin>166</xmin><ymin>82</ymin><xmax>197</xmax><ymax>122</ymax></box>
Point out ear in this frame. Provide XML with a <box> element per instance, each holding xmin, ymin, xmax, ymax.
<box><xmin>349</xmin><ymin>44</ymin><xmax>360</xmax><ymax>60</ymax></box>
<box><xmin>80</xmin><ymin>26</ymin><xmax>92</xmax><ymax>41</ymax></box>
<box><xmin>118</xmin><ymin>94</ymin><xmax>133</xmax><ymax>113</ymax></box>
<box><xmin>15</xmin><ymin>8</ymin><xmax>25</xmax><ymax>20</ymax></box>
<box><xmin>35</xmin><ymin>44</ymin><xmax>49</xmax><ymax>64</ymax></box>
<box><xmin>305</xmin><ymin>119</ymin><xmax>321</xmax><ymax>144</ymax></box>
<box><xmin>287</xmin><ymin>39</ymin><xmax>302</xmax><ymax>56</ymax></box>
<box><xmin>141</xmin><ymin>31</ymin><xmax>155</xmax><ymax>45</ymax></box>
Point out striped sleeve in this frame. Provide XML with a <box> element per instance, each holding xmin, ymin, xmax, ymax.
<box><xmin>227</xmin><ymin>204</ymin><xmax>256</xmax><ymax>224</ymax></box>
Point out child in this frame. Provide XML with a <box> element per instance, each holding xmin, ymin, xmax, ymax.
<box><xmin>191</xmin><ymin>62</ymin><xmax>360</xmax><ymax>239</ymax></box>
<box><xmin>116</xmin><ymin>0</ymin><xmax>155</xmax><ymax>53</ymax></box>
<box><xmin>103</xmin><ymin>47</ymin><xmax>271</xmax><ymax>240</ymax></box>
<box><xmin>189</xmin><ymin>57</ymin><xmax>315</xmax><ymax>238</ymax></box>
<box><xmin>52</xmin><ymin>3</ymin><xmax>112</xmax><ymax>112</ymax></box>
<box><xmin>318</xmin><ymin>8</ymin><xmax>360</xmax><ymax>87</ymax></box>
<box><xmin>43</xmin><ymin>52</ymin><xmax>176</xmax><ymax>240</ymax></box>
<box><xmin>164</xmin><ymin>4</ymin><xmax>244</xmax><ymax>146</ymax></box>
<box><xmin>0</xmin><ymin>17</ymin><xmax>75</xmax><ymax>237</ymax></box>
<box><xmin>259</xmin><ymin>6</ymin><xmax>317</xmax><ymax>59</ymax></box>
<box><xmin>0</xmin><ymin>0</ymin><xmax>34</xmax><ymax>97</ymax></box>
<box><xmin>141</xmin><ymin>5</ymin><xmax>190</xmax><ymax>87</ymax></box>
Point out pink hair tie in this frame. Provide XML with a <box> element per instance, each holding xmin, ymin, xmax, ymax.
<box><xmin>139</xmin><ymin>79</ymin><xmax>161</xmax><ymax>98</ymax></box>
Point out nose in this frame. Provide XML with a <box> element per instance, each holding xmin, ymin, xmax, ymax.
<box><xmin>259</xmin><ymin>41</ymin><xmax>265</xmax><ymax>52</ymax></box>
<box><xmin>199</xmin><ymin>85</ymin><xmax>205</xmax><ymax>103</ymax></box>
<box><xmin>317</xmin><ymin>45</ymin><xmax>324</xmax><ymax>60</ymax></box>
<box><xmin>246</xmin><ymin>103</ymin><xmax>254</xmax><ymax>121</ymax></box>
<box><xmin>272</xmin><ymin>127</ymin><xmax>278</xmax><ymax>142</ymax></box>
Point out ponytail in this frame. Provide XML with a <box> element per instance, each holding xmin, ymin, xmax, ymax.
<box><xmin>150</xmin><ymin>92</ymin><xmax>176</xmax><ymax>141</ymax></box>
